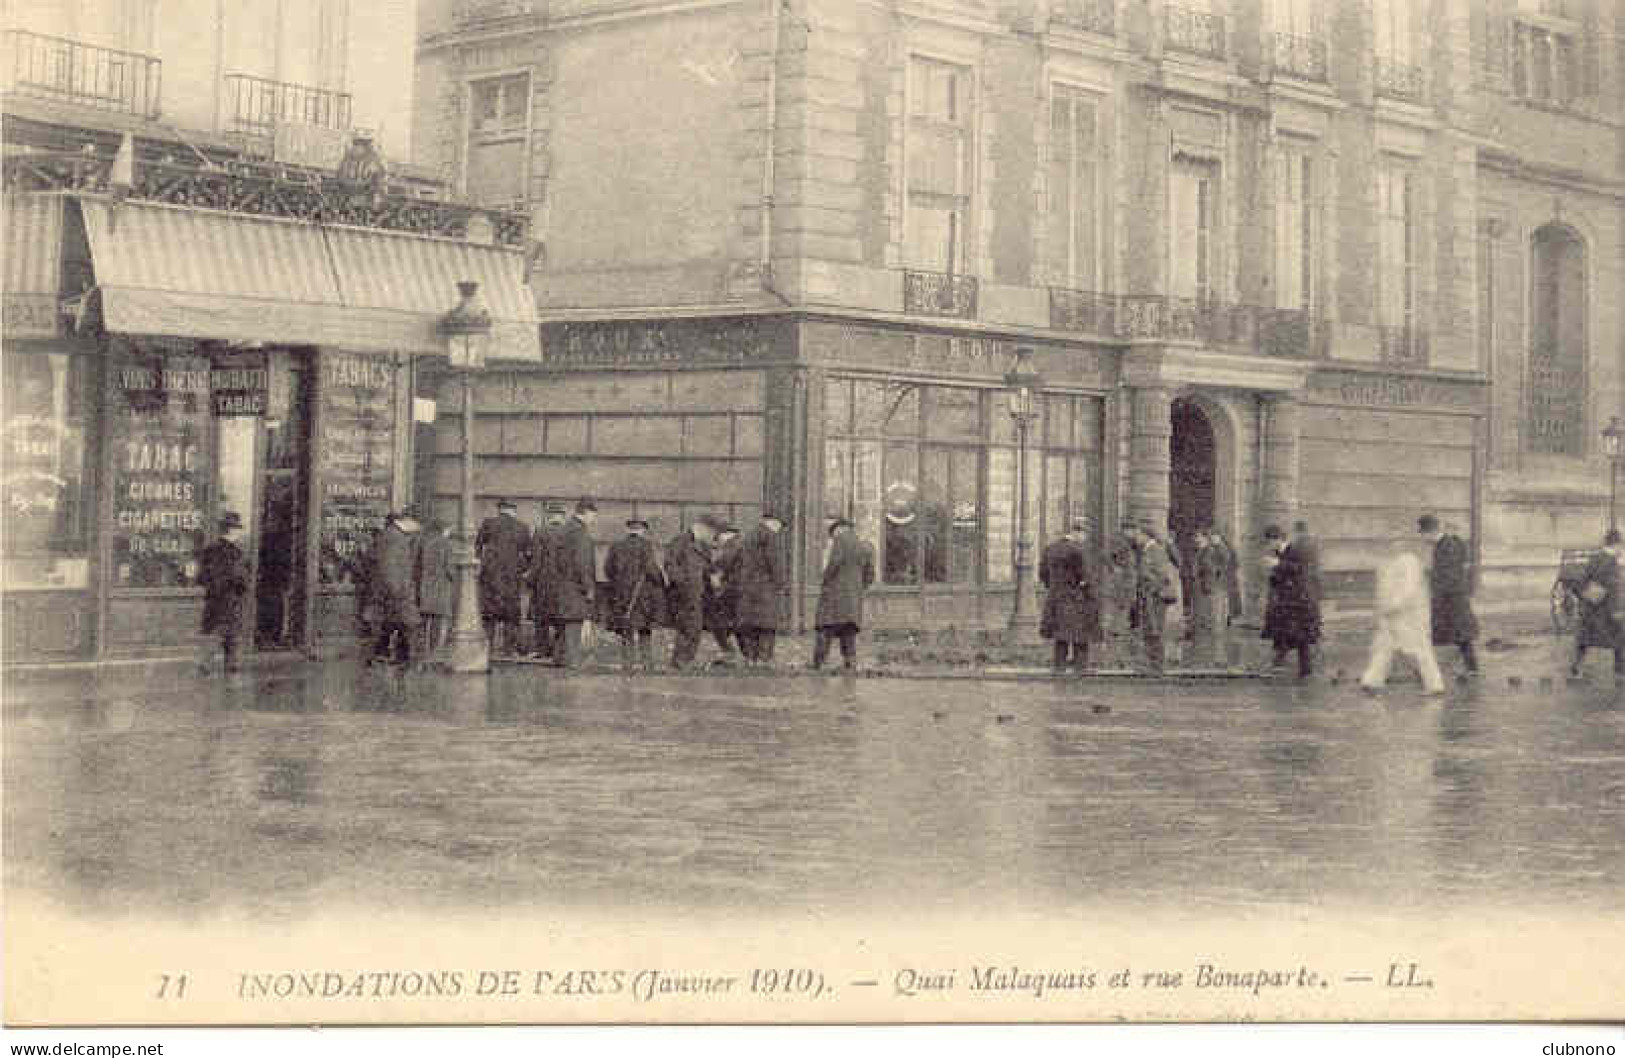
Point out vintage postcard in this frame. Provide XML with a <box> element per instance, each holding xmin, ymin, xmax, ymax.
<box><xmin>3</xmin><ymin>0</ymin><xmax>1623</xmax><ymax>1029</ymax></box>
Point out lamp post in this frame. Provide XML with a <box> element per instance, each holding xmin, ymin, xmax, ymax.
<box><xmin>1005</xmin><ymin>346</ymin><xmax>1043</xmax><ymax>639</ymax></box>
<box><xmin>439</xmin><ymin>280</ymin><xmax>493</xmax><ymax>673</ymax></box>
<box><xmin>1604</xmin><ymin>416</ymin><xmax>1622</xmax><ymax>536</ymax></box>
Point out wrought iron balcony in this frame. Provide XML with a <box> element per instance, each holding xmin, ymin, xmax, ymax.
<box><xmin>1271</xmin><ymin>31</ymin><xmax>1328</xmax><ymax>82</ymax></box>
<box><xmin>1050</xmin><ymin>0</ymin><xmax>1116</xmax><ymax>36</ymax></box>
<box><xmin>1377</xmin><ymin>324</ymin><xmax>1430</xmax><ymax>366</ymax></box>
<box><xmin>1047</xmin><ymin>289</ymin><xmax>1328</xmax><ymax>357</ymax></box>
<box><xmin>225</xmin><ymin>73</ymin><xmax>352</xmax><ymax>136</ymax></box>
<box><xmin>1375</xmin><ymin>55</ymin><xmax>1426</xmax><ymax>102</ymax></box>
<box><xmin>903</xmin><ymin>270</ymin><xmax>978</xmax><ymax>319</ymax></box>
<box><xmin>1166</xmin><ymin>6</ymin><xmax>1226</xmax><ymax>60</ymax></box>
<box><xmin>2</xmin><ymin>29</ymin><xmax>161</xmax><ymax>119</ymax></box>
<box><xmin>1526</xmin><ymin>358</ymin><xmax>1585</xmax><ymax>455</ymax></box>
<box><xmin>1048</xmin><ymin>288</ymin><xmax>1118</xmax><ymax>334</ymax></box>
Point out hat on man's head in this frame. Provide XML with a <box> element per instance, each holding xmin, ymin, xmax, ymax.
<box><xmin>626</xmin><ymin>516</ymin><xmax>649</xmax><ymax>530</ymax></box>
<box><xmin>576</xmin><ymin>498</ymin><xmax>598</xmax><ymax>514</ymax></box>
<box><xmin>496</xmin><ymin>498</ymin><xmax>517</xmax><ymax>511</ymax></box>
<box><xmin>1263</xmin><ymin>524</ymin><xmax>1284</xmax><ymax>541</ymax></box>
<box><xmin>219</xmin><ymin>511</ymin><xmax>243</xmax><ymax>531</ymax></box>
<box><xmin>1417</xmin><ymin>514</ymin><xmax>1440</xmax><ymax>534</ymax></box>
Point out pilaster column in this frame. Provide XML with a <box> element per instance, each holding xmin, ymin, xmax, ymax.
<box><xmin>1260</xmin><ymin>392</ymin><xmax>1301</xmax><ymax>532</ymax></box>
<box><xmin>1127</xmin><ymin>385</ymin><xmax>1173</xmax><ymax>531</ymax></box>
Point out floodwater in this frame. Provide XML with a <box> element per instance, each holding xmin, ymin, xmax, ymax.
<box><xmin>5</xmin><ymin>658</ymin><xmax>1624</xmax><ymax>923</ymax></box>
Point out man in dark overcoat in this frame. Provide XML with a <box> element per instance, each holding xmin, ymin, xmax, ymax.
<box><xmin>527</xmin><ymin>502</ymin><xmax>567</xmax><ymax>660</ymax></box>
<box><xmin>1039</xmin><ymin>518</ymin><xmax>1102</xmax><ymax>673</ymax></box>
<box><xmin>734</xmin><ymin>511</ymin><xmax>788</xmax><ymax>667</ymax></box>
<box><xmin>542</xmin><ymin>499</ymin><xmax>598</xmax><ymax>668</ymax></box>
<box><xmin>812</xmin><ymin>517</ymin><xmax>876</xmax><ymax>671</ymax></box>
<box><xmin>197</xmin><ymin>512</ymin><xmax>249</xmax><ymax>674</ymax></box>
<box><xmin>665</xmin><ymin>515</ymin><xmax>716</xmax><ymax>670</ymax></box>
<box><xmin>1133</xmin><ymin>522</ymin><xmax>1175</xmax><ymax>674</ymax></box>
<box><xmin>477</xmin><ymin>498</ymin><xmax>532</xmax><ymax>657</ymax></box>
<box><xmin>703</xmin><ymin>523</ymin><xmax>742</xmax><ymax>665</ymax></box>
<box><xmin>370</xmin><ymin>510</ymin><xmax>422</xmax><ymax>667</ymax></box>
<box><xmin>1571</xmin><ymin>528</ymin><xmax>1623</xmax><ymax>682</ymax></box>
<box><xmin>603</xmin><ymin>516</ymin><xmax>666</xmax><ymax>671</ymax></box>
<box><xmin>416</xmin><ymin>515</ymin><xmax>455</xmax><ymax>661</ymax></box>
<box><xmin>1267</xmin><ymin>520</ymin><xmax>1322</xmax><ymax>679</ymax></box>
<box><xmin>1419</xmin><ymin>513</ymin><xmax>1479</xmax><ymax>676</ymax></box>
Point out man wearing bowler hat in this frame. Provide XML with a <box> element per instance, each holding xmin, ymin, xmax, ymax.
<box><xmin>477</xmin><ymin>498</ymin><xmax>532</xmax><ymax>657</ymax></box>
<box><xmin>812</xmin><ymin>516</ymin><xmax>875</xmax><ymax>671</ymax></box>
<box><xmin>527</xmin><ymin>501</ymin><xmax>569</xmax><ymax>661</ymax></box>
<box><xmin>541</xmin><ymin>498</ymin><xmax>598</xmax><ymax>668</ymax></box>
<box><xmin>734</xmin><ymin>510</ymin><xmax>788</xmax><ymax>667</ymax></box>
<box><xmin>603</xmin><ymin>515</ymin><xmax>666</xmax><ymax>671</ymax></box>
<box><xmin>197</xmin><ymin>511</ymin><xmax>249</xmax><ymax>674</ymax></box>
<box><xmin>666</xmin><ymin>514</ymin><xmax>717</xmax><ymax>670</ymax></box>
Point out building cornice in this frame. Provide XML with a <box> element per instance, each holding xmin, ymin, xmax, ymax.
<box><xmin>1477</xmin><ymin>147</ymin><xmax>1625</xmax><ymax>202</ymax></box>
<box><xmin>1121</xmin><ymin>343</ymin><xmax>1312</xmax><ymax>392</ymax></box>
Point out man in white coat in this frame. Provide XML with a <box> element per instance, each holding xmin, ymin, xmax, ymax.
<box><xmin>1360</xmin><ymin>535</ymin><xmax>1446</xmax><ymax>696</ymax></box>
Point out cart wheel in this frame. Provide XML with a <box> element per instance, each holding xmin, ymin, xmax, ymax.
<box><xmin>1550</xmin><ymin>581</ymin><xmax>1578</xmax><ymax>636</ymax></box>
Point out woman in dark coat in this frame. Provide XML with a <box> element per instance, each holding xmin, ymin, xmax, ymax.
<box><xmin>197</xmin><ymin>512</ymin><xmax>249</xmax><ymax>674</ymax></box>
<box><xmin>1266</xmin><ymin>524</ymin><xmax>1322</xmax><ymax>678</ymax></box>
<box><xmin>813</xmin><ymin>518</ymin><xmax>876</xmax><ymax>670</ymax></box>
<box><xmin>603</xmin><ymin>518</ymin><xmax>666</xmax><ymax>671</ymax></box>
<box><xmin>417</xmin><ymin>518</ymin><xmax>455</xmax><ymax>658</ymax></box>
<box><xmin>1572</xmin><ymin>530</ymin><xmax>1623</xmax><ymax>680</ymax></box>
<box><xmin>1039</xmin><ymin>520</ymin><xmax>1102</xmax><ymax>673</ymax></box>
<box><xmin>733</xmin><ymin>512</ymin><xmax>787</xmax><ymax>666</ymax></box>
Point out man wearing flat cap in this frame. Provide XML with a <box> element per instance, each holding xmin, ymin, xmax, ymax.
<box><xmin>477</xmin><ymin>498</ymin><xmax>532</xmax><ymax>657</ymax></box>
<box><xmin>603</xmin><ymin>515</ymin><xmax>666</xmax><ymax>671</ymax></box>
<box><xmin>540</xmin><ymin>498</ymin><xmax>599</xmax><ymax>668</ymax></box>
<box><xmin>812</xmin><ymin>516</ymin><xmax>875</xmax><ymax>671</ymax></box>
<box><xmin>734</xmin><ymin>511</ymin><xmax>788</xmax><ymax>667</ymax></box>
<box><xmin>1040</xmin><ymin>517</ymin><xmax>1101</xmax><ymax>674</ymax></box>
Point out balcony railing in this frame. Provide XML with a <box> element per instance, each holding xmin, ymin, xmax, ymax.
<box><xmin>2</xmin><ymin>29</ymin><xmax>161</xmax><ymax>119</ymax></box>
<box><xmin>1050</xmin><ymin>0</ymin><xmax>1116</xmax><ymax>36</ymax></box>
<box><xmin>1166</xmin><ymin>6</ymin><xmax>1226</xmax><ymax>60</ymax></box>
<box><xmin>1048</xmin><ymin>289</ymin><xmax>1329</xmax><ymax>358</ymax></box>
<box><xmin>903</xmin><ymin>271</ymin><xmax>979</xmax><ymax>319</ymax></box>
<box><xmin>1378</xmin><ymin>324</ymin><xmax>1430</xmax><ymax>366</ymax></box>
<box><xmin>225</xmin><ymin>73</ymin><xmax>352</xmax><ymax>135</ymax></box>
<box><xmin>1375</xmin><ymin>55</ymin><xmax>1426</xmax><ymax>102</ymax></box>
<box><xmin>1271</xmin><ymin>31</ymin><xmax>1328</xmax><ymax>82</ymax></box>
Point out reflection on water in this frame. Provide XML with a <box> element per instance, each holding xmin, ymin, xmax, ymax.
<box><xmin>5</xmin><ymin>663</ymin><xmax>1624</xmax><ymax>921</ymax></box>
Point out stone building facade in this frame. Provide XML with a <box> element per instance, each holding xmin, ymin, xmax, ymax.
<box><xmin>412</xmin><ymin>0</ymin><xmax>1623</xmax><ymax>629</ymax></box>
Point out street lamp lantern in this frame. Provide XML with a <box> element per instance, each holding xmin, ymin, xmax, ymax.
<box><xmin>1604</xmin><ymin>415</ymin><xmax>1623</xmax><ymax>535</ymax></box>
<box><xmin>1004</xmin><ymin>346</ymin><xmax>1044</xmax><ymax>640</ymax></box>
<box><xmin>439</xmin><ymin>280</ymin><xmax>495</xmax><ymax>673</ymax></box>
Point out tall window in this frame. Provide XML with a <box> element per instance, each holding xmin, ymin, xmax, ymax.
<box><xmin>1169</xmin><ymin>156</ymin><xmax>1218</xmax><ymax>302</ymax></box>
<box><xmin>1510</xmin><ymin>21</ymin><xmax>1578</xmax><ymax>107</ymax></box>
<box><xmin>1275</xmin><ymin>143</ymin><xmax>1313</xmax><ymax>311</ymax></box>
<box><xmin>465</xmin><ymin>73</ymin><xmax>530</xmax><ymax>207</ymax></box>
<box><xmin>1526</xmin><ymin>224</ymin><xmax>1586</xmax><ymax>456</ymax></box>
<box><xmin>1047</xmin><ymin>87</ymin><xmax>1101</xmax><ymax>290</ymax></box>
<box><xmin>1375</xmin><ymin>162</ymin><xmax>1415</xmax><ymax>336</ymax></box>
<box><xmin>905</xmin><ymin>57</ymin><xmax>974</xmax><ymax>274</ymax></box>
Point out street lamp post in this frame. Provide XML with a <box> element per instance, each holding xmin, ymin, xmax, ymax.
<box><xmin>439</xmin><ymin>280</ymin><xmax>494</xmax><ymax>673</ymax></box>
<box><xmin>1005</xmin><ymin>346</ymin><xmax>1044</xmax><ymax>640</ymax></box>
<box><xmin>1603</xmin><ymin>416</ymin><xmax>1622</xmax><ymax>536</ymax></box>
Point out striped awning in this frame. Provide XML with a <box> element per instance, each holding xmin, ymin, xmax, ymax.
<box><xmin>3</xmin><ymin>192</ymin><xmax>64</xmax><ymax>339</ymax></box>
<box><xmin>77</xmin><ymin>197</ymin><xmax>540</xmax><ymax>361</ymax></box>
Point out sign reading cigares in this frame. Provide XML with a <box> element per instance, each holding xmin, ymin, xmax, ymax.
<box><xmin>110</xmin><ymin>342</ymin><xmax>211</xmax><ymax>588</ymax></box>
<box><xmin>317</xmin><ymin>352</ymin><xmax>397</xmax><ymax>587</ymax></box>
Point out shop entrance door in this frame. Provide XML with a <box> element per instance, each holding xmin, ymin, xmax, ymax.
<box><xmin>1169</xmin><ymin>397</ymin><xmax>1216</xmax><ymax>611</ymax></box>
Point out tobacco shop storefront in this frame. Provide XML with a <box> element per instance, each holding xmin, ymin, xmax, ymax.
<box><xmin>1</xmin><ymin>192</ymin><xmax>539</xmax><ymax>666</ymax></box>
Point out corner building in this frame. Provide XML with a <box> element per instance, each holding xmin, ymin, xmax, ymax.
<box><xmin>413</xmin><ymin>0</ymin><xmax>1622</xmax><ymax>630</ymax></box>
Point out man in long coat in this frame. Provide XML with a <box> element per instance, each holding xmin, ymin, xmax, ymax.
<box><xmin>1133</xmin><ymin>522</ymin><xmax>1176</xmax><ymax>674</ymax></box>
<box><xmin>1190</xmin><ymin>529</ymin><xmax>1233</xmax><ymax>667</ymax></box>
<box><xmin>1040</xmin><ymin>518</ymin><xmax>1102</xmax><ymax>673</ymax></box>
<box><xmin>542</xmin><ymin>499</ymin><xmax>598</xmax><ymax>668</ymax></box>
<box><xmin>1267</xmin><ymin>520</ymin><xmax>1322</xmax><ymax>678</ymax></box>
<box><xmin>1419</xmin><ymin>513</ymin><xmax>1479</xmax><ymax>677</ymax></box>
<box><xmin>416</xmin><ymin>516</ymin><xmax>455</xmax><ymax>660</ymax></box>
<box><xmin>1571</xmin><ymin>528</ymin><xmax>1623</xmax><ymax>682</ymax></box>
<box><xmin>812</xmin><ymin>517</ymin><xmax>876</xmax><ymax>671</ymax></box>
<box><xmin>525</xmin><ymin>502</ymin><xmax>567</xmax><ymax>660</ymax></box>
<box><xmin>703</xmin><ymin>523</ymin><xmax>741</xmax><ymax>665</ymax></box>
<box><xmin>734</xmin><ymin>511</ymin><xmax>788</xmax><ymax>667</ymax></box>
<box><xmin>1360</xmin><ymin>535</ymin><xmax>1446</xmax><ymax>695</ymax></box>
<box><xmin>477</xmin><ymin>498</ymin><xmax>532</xmax><ymax>657</ymax></box>
<box><xmin>603</xmin><ymin>516</ymin><xmax>666</xmax><ymax>671</ymax></box>
<box><xmin>665</xmin><ymin>515</ymin><xmax>716</xmax><ymax>670</ymax></box>
<box><xmin>370</xmin><ymin>510</ymin><xmax>422</xmax><ymax>667</ymax></box>
<box><xmin>197</xmin><ymin>512</ymin><xmax>249</xmax><ymax>674</ymax></box>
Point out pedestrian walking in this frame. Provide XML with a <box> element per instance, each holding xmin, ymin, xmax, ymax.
<box><xmin>734</xmin><ymin>511</ymin><xmax>788</xmax><ymax>667</ymax></box>
<box><xmin>1266</xmin><ymin>520</ymin><xmax>1322</xmax><ymax>678</ymax></box>
<box><xmin>527</xmin><ymin>502</ymin><xmax>568</xmax><ymax>660</ymax></box>
<box><xmin>541</xmin><ymin>499</ymin><xmax>598</xmax><ymax>668</ymax></box>
<box><xmin>1571</xmin><ymin>529</ymin><xmax>1623</xmax><ymax>683</ymax></box>
<box><xmin>197</xmin><ymin>512</ymin><xmax>249</xmax><ymax>674</ymax></box>
<box><xmin>1419</xmin><ymin>514</ymin><xmax>1479</xmax><ymax>677</ymax></box>
<box><xmin>369</xmin><ymin>510</ymin><xmax>422</xmax><ymax>667</ymax></box>
<box><xmin>1133</xmin><ymin>522</ymin><xmax>1177</xmax><ymax>674</ymax></box>
<box><xmin>477</xmin><ymin>498</ymin><xmax>532</xmax><ymax>657</ymax></box>
<box><xmin>812</xmin><ymin>517</ymin><xmax>876</xmax><ymax>671</ymax></box>
<box><xmin>665</xmin><ymin>515</ymin><xmax>716</xmax><ymax>670</ymax></box>
<box><xmin>1191</xmin><ymin>528</ymin><xmax>1233</xmax><ymax>667</ymax></box>
<box><xmin>1360</xmin><ymin>535</ymin><xmax>1446</xmax><ymax>695</ymax></box>
<box><xmin>1256</xmin><ymin>524</ymin><xmax>1285</xmax><ymax>666</ymax></box>
<box><xmin>1039</xmin><ymin>518</ymin><xmax>1102</xmax><ymax>673</ymax></box>
<box><xmin>703</xmin><ymin>522</ymin><xmax>741</xmax><ymax>665</ymax></box>
<box><xmin>417</xmin><ymin>516</ymin><xmax>455</xmax><ymax>660</ymax></box>
<box><xmin>1101</xmin><ymin>531</ymin><xmax>1139</xmax><ymax>668</ymax></box>
<box><xmin>603</xmin><ymin>516</ymin><xmax>666</xmax><ymax>671</ymax></box>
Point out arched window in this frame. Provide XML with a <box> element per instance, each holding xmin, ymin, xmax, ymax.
<box><xmin>1526</xmin><ymin>224</ymin><xmax>1586</xmax><ymax>456</ymax></box>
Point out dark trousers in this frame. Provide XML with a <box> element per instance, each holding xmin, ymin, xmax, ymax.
<box><xmin>1445</xmin><ymin>639</ymin><xmax>1479</xmax><ymax>673</ymax></box>
<box><xmin>531</xmin><ymin>619</ymin><xmax>556</xmax><ymax>659</ymax></box>
<box><xmin>711</xmin><ymin>628</ymin><xmax>737</xmax><ymax>655</ymax></box>
<box><xmin>217</xmin><ymin>631</ymin><xmax>240</xmax><ymax>672</ymax></box>
<box><xmin>813</xmin><ymin>624</ymin><xmax>858</xmax><ymax>669</ymax></box>
<box><xmin>1572</xmin><ymin>643</ymin><xmax>1625</xmax><ymax>675</ymax></box>
<box><xmin>1274</xmin><ymin>642</ymin><xmax>1314</xmax><ymax>677</ymax></box>
<box><xmin>551</xmin><ymin>620</ymin><xmax>584</xmax><ymax>668</ymax></box>
<box><xmin>738</xmin><ymin>627</ymin><xmax>776</xmax><ymax>663</ymax></box>
<box><xmin>483</xmin><ymin>617</ymin><xmax>520</xmax><ymax>655</ymax></box>
<box><xmin>618</xmin><ymin>629</ymin><xmax>652</xmax><ymax>669</ymax></box>
<box><xmin>672</xmin><ymin>618</ymin><xmax>702</xmax><ymax>668</ymax></box>
<box><xmin>1051</xmin><ymin>640</ymin><xmax>1089</xmax><ymax>672</ymax></box>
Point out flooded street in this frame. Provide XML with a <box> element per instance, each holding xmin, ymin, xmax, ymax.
<box><xmin>5</xmin><ymin>660</ymin><xmax>1625</xmax><ymax>924</ymax></box>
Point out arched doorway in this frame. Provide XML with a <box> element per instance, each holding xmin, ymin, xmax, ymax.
<box><xmin>1169</xmin><ymin>398</ymin><xmax>1217</xmax><ymax>610</ymax></box>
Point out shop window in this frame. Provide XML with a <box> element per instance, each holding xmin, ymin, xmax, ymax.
<box><xmin>317</xmin><ymin>352</ymin><xmax>399</xmax><ymax>585</ymax></box>
<box><xmin>1526</xmin><ymin>224</ymin><xmax>1586</xmax><ymax>457</ymax></box>
<box><xmin>2</xmin><ymin>351</ymin><xmax>92</xmax><ymax>581</ymax></box>
<box><xmin>905</xmin><ymin>56</ymin><xmax>975</xmax><ymax>275</ymax></box>
<box><xmin>465</xmin><ymin>72</ymin><xmax>530</xmax><ymax>207</ymax></box>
